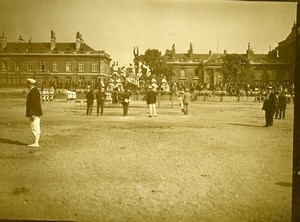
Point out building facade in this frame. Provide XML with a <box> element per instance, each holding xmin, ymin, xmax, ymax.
<box><xmin>276</xmin><ymin>22</ymin><xmax>297</xmax><ymax>82</ymax></box>
<box><xmin>0</xmin><ymin>31</ymin><xmax>111</xmax><ymax>88</ymax></box>
<box><xmin>163</xmin><ymin>29</ymin><xmax>294</xmax><ymax>87</ymax></box>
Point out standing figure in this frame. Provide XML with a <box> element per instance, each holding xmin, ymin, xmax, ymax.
<box><xmin>262</xmin><ymin>87</ymin><xmax>277</xmax><ymax>127</ymax></box>
<box><xmin>122</xmin><ymin>89</ymin><xmax>130</xmax><ymax>116</ymax></box>
<box><xmin>96</xmin><ymin>88</ymin><xmax>106</xmax><ymax>116</ymax></box>
<box><xmin>146</xmin><ymin>85</ymin><xmax>157</xmax><ymax>117</ymax></box>
<box><xmin>26</xmin><ymin>78</ymin><xmax>43</xmax><ymax>147</ymax></box>
<box><xmin>278</xmin><ymin>92</ymin><xmax>288</xmax><ymax>119</ymax></box>
<box><xmin>183</xmin><ymin>88</ymin><xmax>191</xmax><ymax>115</ymax></box>
<box><xmin>177</xmin><ymin>91</ymin><xmax>184</xmax><ymax>113</ymax></box>
<box><xmin>275</xmin><ymin>91</ymin><xmax>280</xmax><ymax>119</ymax></box>
<box><xmin>41</xmin><ymin>89</ymin><xmax>46</xmax><ymax>103</ymax></box>
<box><xmin>112</xmin><ymin>89</ymin><xmax>118</xmax><ymax>104</ymax></box>
<box><xmin>49</xmin><ymin>87</ymin><xmax>54</xmax><ymax>102</ymax></box>
<box><xmin>44</xmin><ymin>89</ymin><xmax>49</xmax><ymax>103</ymax></box>
<box><xmin>86</xmin><ymin>88</ymin><xmax>94</xmax><ymax>115</ymax></box>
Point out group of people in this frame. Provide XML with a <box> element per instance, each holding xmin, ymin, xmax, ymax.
<box><xmin>177</xmin><ymin>89</ymin><xmax>192</xmax><ymax>115</ymax></box>
<box><xmin>85</xmin><ymin>87</ymin><xmax>131</xmax><ymax>117</ymax></box>
<box><xmin>40</xmin><ymin>88</ymin><xmax>55</xmax><ymax>103</ymax></box>
<box><xmin>25</xmin><ymin>77</ymin><xmax>290</xmax><ymax>148</ymax></box>
<box><xmin>262</xmin><ymin>87</ymin><xmax>288</xmax><ymax>127</ymax></box>
<box><xmin>84</xmin><ymin>85</ymin><xmax>193</xmax><ymax>118</ymax></box>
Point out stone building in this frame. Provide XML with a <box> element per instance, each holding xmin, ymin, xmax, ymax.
<box><xmin>163</xmin><ymin>33</ymin><xmax>294</xmax><ymax>87</ymax></box>
<box><xmin>276</xmin><ymin>22</ymin><xmax>297</xmax><ymax>82</ymax></box>
<box><xmin>0</xmin><ymin>31</ymin><xmax>111</xmax><ymax>88</ymax></box>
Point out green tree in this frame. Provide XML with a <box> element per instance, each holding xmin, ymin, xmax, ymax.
<box><xmin>222</xmin><ymin>54</ymin><xmax>254</xmax><ymax>84</ymax></box>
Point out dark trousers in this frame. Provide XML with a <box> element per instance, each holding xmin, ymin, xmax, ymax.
<box><xmin>265</xmin><ymin>109</ymin><xmax>275</xmax><ymax>126</ymax></box>
<box><xmin>123</xmin><ymin>104</ymin><xmax>129</xmax><ymax>116</ymax></box>
<box><xmin>97</xmin><ymin>102</ymin><xmax>104</xmax><ymax>116</ymax></box>
<box><xmin>275</xmin><ymin>105</ymin><xmax>280</xmax><ymax>118</ymax></box>
<box><xmin>86</xmin><ymin>103</ymin><xmax>93</xmax><ymax>115</ymax></box>
<box><xmin>183</xmin><ymin>103</ymin><xmax>189</xmax><ymax>115</ymax></box>
<box><xmin>279</xmin><ymin>107</ymin><xmax>286</xmax><ymax>119</ymax></box>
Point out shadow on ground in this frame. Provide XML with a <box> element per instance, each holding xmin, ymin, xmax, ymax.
<box><xmin>0</xmin><ymin>138</ymin><xmax>27</xmax><ymax>145</ymax></box>
<box><xmin>226</xmin><ymin>123</ymin><xmax>263</xmax><ymax>128</ymax></box>
<box><xmin>274</xmin><ymin>182</ymin><xmax>292</xmax><ymax>188</ymax></box>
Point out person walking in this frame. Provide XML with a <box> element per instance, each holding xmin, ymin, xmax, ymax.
<box><xmin>26</xmin><ymin>78</ymin><xmax>43</xmax><ymax>147</ymax></box>
<box><xmin>262</xmin><ymin>87</ymin><xmax>277</xmax><ymax>127</ymax></box>
<box><xmin>96</xmin><ymin>88</ymin><xmax>106</xmax><ymax>116</ymax></box>
<box><xmin>146</xmin><ymin>86</ymin><xmax>157</xmax><ymax>117</ymax></box>
<box><xmin>86</xmin><ymin>88</ymin><xmax>94</xmax><ymax>115</ymax></box>
<box><xmin>122</xmin><ymin>89</ymin><xmax>130</xmax><ymax>116</ymax></box>
<box><xmin>183</xmin><ymin>88</ymin><xmax>191</xmax><ymax>115</ymax></box>
<box><xmin>278</xmin><ymin>91</ymin><xmax>288</xmax><ymax>119</ymax></box>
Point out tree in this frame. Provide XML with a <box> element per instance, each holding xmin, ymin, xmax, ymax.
<box><xmin>137</xmin><ymin>49</ymin><xmax>175</xmax><ymax>83</ymax></box>
<box><xmin>222</xmin><ymin>54</ymin><xmax>254</xmax><ymax>84</ymax></box>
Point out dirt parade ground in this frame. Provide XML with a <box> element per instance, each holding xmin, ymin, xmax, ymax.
<box><xmin>0</xmin><ymin>93</ymin><xmax>294</xmax><ymax>222</ymax></box>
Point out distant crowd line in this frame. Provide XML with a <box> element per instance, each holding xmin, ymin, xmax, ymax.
<box><xmin>37</xmin><ymin>81</ymin><xmax>295</xmax><ymax>105</ymax></box>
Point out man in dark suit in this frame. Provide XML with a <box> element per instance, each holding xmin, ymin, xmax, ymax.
<box><xmin>278</xmin><ymin>91</ymin><xmax>288</xmax><ymax>119</ymax></box>
<box><xmin>96</xmin><ymin>88</ymin><xmax>106</xmax><ymax>116</ymax></box>
<box><xmin>86</xmin><ymin>87</ymin><xmax>94</xmax><ymax>115</ymax></box>
<box><xmin>26</xmin><ymin>78</ymin><xmax>43</xmax><ymax>147</ymax></box>
<box><xmin>262</xmin><ymin>87</ymin><xmax>277</xmax><ymax>127</ymax></box>
<box><xmin>122</xmin><ymin>89</ymin><xmax>130</xmax><ymax>116</ymax></box>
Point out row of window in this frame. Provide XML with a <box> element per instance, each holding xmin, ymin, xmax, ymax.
<box><xmin>1</xmin><ymin>61</ymin><xmax>99</xmax><ymax>72</ymax></box>
<box><xmin>177</xmin><ymin>69</ymin><xmax>200</xmax><ymax>78</ymax></box>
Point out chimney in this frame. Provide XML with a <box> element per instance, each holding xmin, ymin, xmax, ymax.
<box><xmin>172</xmin><ymin>44</ymin><xmax>175</xmax><ymax>59</ymax></box>
<box><xmin>188</xmin><ymin>43</ymin><xmax>193</xmax><ymax>57</ymax></box>
<box><xmin>50</xmin><ymin>30</ymin><xmax>56</xmax><ymax>50</ymax></box>
<box><xmin>76</xmin><ymin>31</ymin><xmax>83</xmax><ymax>51</ymax></box>
<box><xmin>0</xmin><ymin>31</ymin><xmax>7</xmax><ymax>50</ymax></box>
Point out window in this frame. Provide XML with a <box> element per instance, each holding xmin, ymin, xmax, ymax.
<box><xmin>195</xmin><ymin>70</ymin><xmax>199</xmax><ymax>76</ymax></box>
<box><xmin>40</xmin><ymin>62</ymin><xmax>45</xmax><ymax>71</ymax></box>
<box><xmin>92</xmin><ymin>62</ymin><xmax>97</xmax><ymax>72</ymax></box>
<box><xmin>100</xmin><ymin>61</ymin><xmax>104</xmax><ymax>73</ymax></box>
<box><xmin>104</xmin><ymin>63</ymin><xmax>108</xmax><ymax>73</ymax></box>
<box><xmin>27</xmin><ymin>62</ymin><xmax>33</xmax><ymax>71</ymax></box>
<box><xmin>53</xmin><ymin>62</ymin><xmax>58</xmax><ymax>72</ymax></box>
<box><xmin>79</xmin><ymin>62</ymin><xmax>84</xmax><ymax>72</ymax></box>
<box><xmin>180</xmin><ymin>70</ymin><xmax>185</xmax><ymax>78</ymax></box>
<box><xmin>2</xmin><ymin>62</ymin><xmax>7</xmax><ymax>71</ymax></box>
<box><xmin>15</xmin><ymin>62</ymin><xmax>20</xmax><ymax>71</ymax></box>
<box><xmin>66</xmin><ymin>62</ymin><xmax>71</xmax><ymax>72</ymax></box>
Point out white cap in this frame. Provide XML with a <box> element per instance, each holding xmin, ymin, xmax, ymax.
<box><xmin>27</xmin><ymin>78</ymin><xmax>36</xmax><ymax>84</ymax></box>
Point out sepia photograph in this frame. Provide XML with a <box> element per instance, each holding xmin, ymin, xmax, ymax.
<box><xmin>0</xmin><ymin>0</ymin><xmax>298</xmax><ymax>221</ymax></box>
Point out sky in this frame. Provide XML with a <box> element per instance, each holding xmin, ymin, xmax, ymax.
<box><xmin>0</xmin><ymin>0</ymin><xmax>297</xmax><ymax>66</ymax></box>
